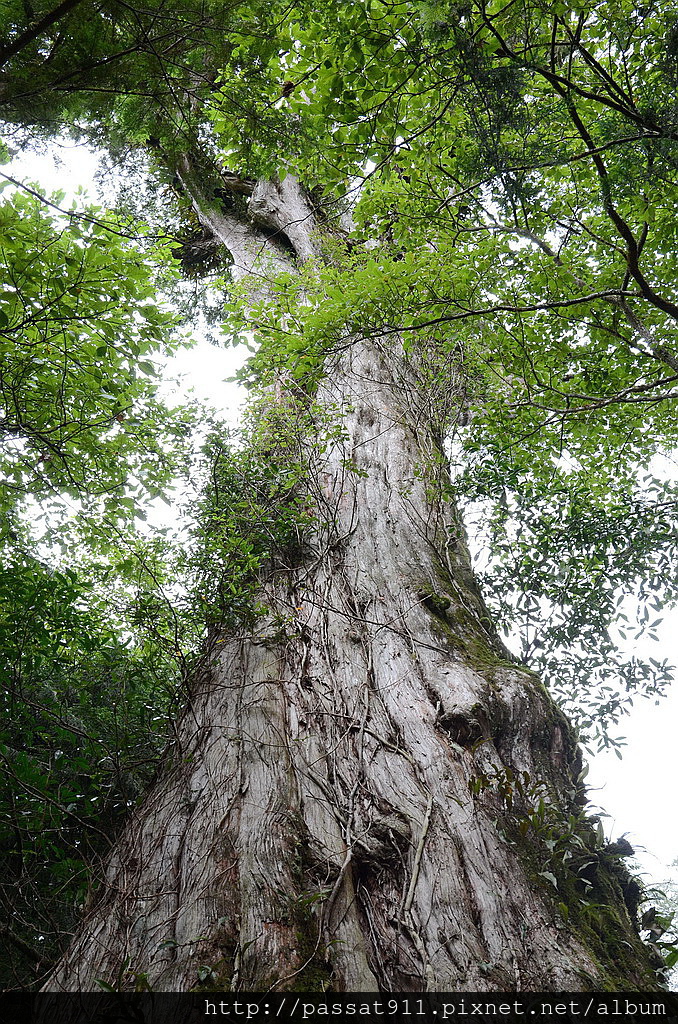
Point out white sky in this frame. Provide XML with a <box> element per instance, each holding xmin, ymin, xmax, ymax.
<box><xmin>7</xmin><ymin>141</ymin><xmax>677</xmax><ymax>892</ymax></box>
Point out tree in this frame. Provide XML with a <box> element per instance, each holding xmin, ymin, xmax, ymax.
<box><xmin>3</xmin><ymin>0</ymin><xmax>678</xmax><ymax>992</ymax></box>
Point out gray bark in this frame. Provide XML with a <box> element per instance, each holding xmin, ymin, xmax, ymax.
<box><xmin>44</xmin><ymin>170</ymin><xmax>659</xmax><ymax>993</ymax></box>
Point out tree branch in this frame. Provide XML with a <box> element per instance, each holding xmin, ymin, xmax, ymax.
<box><xmin>0</xmin><ymin>922</ymin><xmax>43</xmax><ymax>964</ymax></box>
<box><xmin>0</xmin><ymin>0</ymin><xmax>88</xmax><ymax>68</ymax></box>
<box><xmin>555</xmin><ymin>93</ymin><xmax>678</xmax><ymax>324</ymax></box>
<box><xmin>399</xmin><ymin>289</ymin><xmax>631</xmax><ymax>330</ymax></box>
<box><xmin>0</xmin><ymin>171</ymin><xmax>152</xmax><ymax>241</ymax></box>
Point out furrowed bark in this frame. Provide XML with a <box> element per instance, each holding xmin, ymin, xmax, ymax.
<box><xmin>44</xmin><ymin>171</ymin><xmax>660</xmax><ymax>994</ymax></box>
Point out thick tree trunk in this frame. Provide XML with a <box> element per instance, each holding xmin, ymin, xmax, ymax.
<box><xmin>44</xmin><ymin>170</ymin><xmax>659</xmax><ymax>993</ymax></box>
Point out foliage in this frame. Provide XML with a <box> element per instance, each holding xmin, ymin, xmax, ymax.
<box><xmin>0</xmin><ymin>167</ymin><xmax>206</xmax><ymax>985</ymax></box>
<box><xmin>0</xmin><ymin>176</ymin><xmax>194</xmax><ymax>527</ymax></box>
<box><xmin>458</xmin><ymin>461</ymin><xmax>678</xmax><ymax>750</ymax></box>
<box><xmin>0</xmin><ymin>0</ymin><xmax>240</xmax><ymax>151</ymax></box>
<box><xmin>0</xmin><ymin>548</ymin><xmax>176</xmax><ymax>987</ymax></box>
<box><xmin>187</xmin><ymin>433</ymin><xmax>306</xmax><ymax>630</ymax></box>
<box><xmin>185</xmin><ymin>388</ymin><xmax>348</xmax><ymax>632</ymax></box>
<box><xmin>639</xmin><ymin>862</ymin><xmax>678</xmax><ymax>978</ymax></box>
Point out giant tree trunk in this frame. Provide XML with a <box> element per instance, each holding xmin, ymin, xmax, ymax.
<box><xmin>45</xmin><ymin>170</ymin><xmax>659</xmax><ymax>993</ymax></box>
